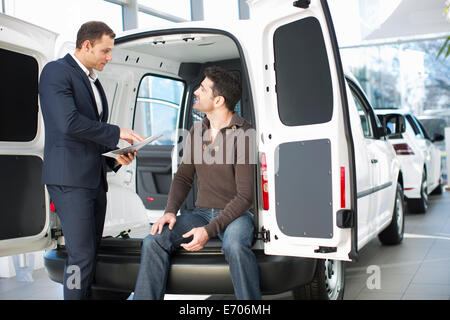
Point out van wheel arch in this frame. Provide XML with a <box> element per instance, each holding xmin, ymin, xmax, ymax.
<box><xmin>397</xmin><ymin>171</ymin><xmax>404</xmax><ymax>191</ymax></box>
<box><xmin>378</xmin><ymin>182</ymin><xmax>405</xmax><ymax>245</ymax></box>
<box><xmin>407</xmin><ymin>169</ymin><xmax>428</xmax><ymax>214</ymax></box>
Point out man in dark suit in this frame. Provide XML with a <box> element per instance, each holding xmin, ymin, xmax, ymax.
<box><xmin>38</xmin><ymin>21</ymin><xmax>143</xmax><ymax>300</ymax></box>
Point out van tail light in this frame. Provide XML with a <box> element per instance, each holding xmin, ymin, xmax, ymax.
<box><xmin>393</xmin><ymin>143</ymin><xmax>415</xmax><ymax>155</ymax></box>
<box><xmin>340</xmin><ymin>167</ymin><xmax>345</xmax><ymax>208</ymax></box>
<box><xmin>261</xmin><ymin>153</ymin><xmax>269</xmax><ymax>210</ymax></box>
<box><xmin>50</xmin><ymin>201</ymin><xmax>56</xmax><ymax>212</ymax></box>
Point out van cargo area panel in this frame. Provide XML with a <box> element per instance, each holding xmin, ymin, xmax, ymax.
<box><xmin>274</xmin><ymin>139</ymin><xmax>333</xmax><ymax>238</ymax></box>
<box><xmin>0</xmin><ymin>48</ymin><xmax>39</xmax><ymax>142</ymax></box>
<box><xmin>0</xmin><ymin>155</ymin><xmax>46</xmax><ymax>240</ymax></box>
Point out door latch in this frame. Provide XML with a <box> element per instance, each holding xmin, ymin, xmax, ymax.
<box><xmin>337</xmin><ymin>209</ymin><xmax>354</xmax><ymax>228</ymax></box>
<box><xmin>314</xmin><ymin>246</ymin><xmax>337</xmax><ymax>254</ymax></box>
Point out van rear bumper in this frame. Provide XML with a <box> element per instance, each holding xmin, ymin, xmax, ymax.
<box><xmin>44</xmin><ymin>238</ymin><xmax>317</xmax><ymax>296</ymax></box>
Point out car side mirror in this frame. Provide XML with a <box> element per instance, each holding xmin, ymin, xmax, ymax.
<box><xmin>432</xmin><ymin>133</ymin><xmax>444</xmax><ymax>142</ymax></box>
<box><xmin>381</xmin><ymin>114</ymin><xmax>406</xmax><ymax>136</ymax></box>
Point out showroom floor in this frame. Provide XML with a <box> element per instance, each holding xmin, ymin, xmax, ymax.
<box><xmin>1</xmin><ymin>190</ymin><xmax>449</xmax><ymax>300</ymax></box>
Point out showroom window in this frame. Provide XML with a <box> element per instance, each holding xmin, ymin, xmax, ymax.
<box><xmin>138</xmin><ymin>0</ymin><xmax>191</xmax><ymax>21</ymax></box>
<box><xmin>138</xmin><ymin>12</ymin><xmax>174</xmax><ymax>28</ymax></box>
<box><xmin>341</xmin><ymin>38</ymin><xmax>450</xmax><ymax>117</ymax></box>
<box><xmin>134</xmin><ymin>75</ymin><xmax>185</xmax><ymax>146</ymax></box>
<box><xmin>203</xmin><ymin>0</ymin><xmax>239</xmax><ymax>21</ymax></box>
<box><xmin>3</xmin><ymin>0</ymin><xmax>123</xmax><ymax>42</ymax></box>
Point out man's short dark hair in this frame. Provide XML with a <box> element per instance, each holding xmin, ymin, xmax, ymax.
<box><xmin>76</xmin><ymin>21</ymin><xmax>116</xmax><ymax>49</ymax></box>
<box><xmin>204</xmin><ymin>66</ymin><xmax>241</xmax><ymax>112</ymax></box>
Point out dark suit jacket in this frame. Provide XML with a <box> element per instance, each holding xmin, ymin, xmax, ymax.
<box><xmin>39</xmin><ymin>53</ymin><xmax>120</xmax><ymax>190</ymax></box>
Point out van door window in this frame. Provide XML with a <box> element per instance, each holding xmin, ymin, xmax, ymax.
<box><xmin>134</xmin><ymin>75</ymin><xmax>185</xmax><ymax>144</ymax></box>
<box><xmin>349</xmin><ymin>89</ymin><xmax>374</xmax><ymax>138</ymax></box>
<box><xmin>0</xmin><ymin>48</ymin><xmax>38</xmax><ymax>141</ymax></box>
<box><xmin>273</xmin><ymin>17</ymin><xmax>333</xmax><ymax>126</ymax></box>
<box><xmin>133</xmin><ymin>75</ymin><xmax>184</xmax><ymax>210</ymax></box>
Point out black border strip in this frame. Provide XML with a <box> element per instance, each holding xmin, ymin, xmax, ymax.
<box><xmin>321</xmin><ymin>0</ymin><xmax>359</xmax><ymax>261</ymax></box>
<box><xmin>357</xmin><ymin>182</ymin><xmax>393</xmax><ymax>199</ymax></box>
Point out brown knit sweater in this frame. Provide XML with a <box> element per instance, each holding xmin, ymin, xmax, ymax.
<box><xmin>164</xmin><ymin>112</ymin><xmax>255</xmax><ymax>238</ymax></box>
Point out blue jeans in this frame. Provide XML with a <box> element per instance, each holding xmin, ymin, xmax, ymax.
<box><xmin>133</xmin><ymin>207</ymin><xmax>261</xmax><ymax>300</ymax></box>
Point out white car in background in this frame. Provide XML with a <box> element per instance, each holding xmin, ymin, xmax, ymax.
<box><xmin>417</xmin><ymin>115</ymin><xmax>448</xmax><ymax>184</ymax></box>
<box><xmin>376</xmin><ymin>109</ymin><xmax>444</xmax><ymax>213</ymax></box>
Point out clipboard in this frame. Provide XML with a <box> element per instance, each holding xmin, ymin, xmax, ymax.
<box><xmin>102</xmin><ymin>134</ymin><xmax>163</xmax><ymax>159</ymax></box>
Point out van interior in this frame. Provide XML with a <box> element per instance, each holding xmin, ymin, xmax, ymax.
<box><xmin>113</xmin><ymin>31</ymin><xmax>259</xmax><ymax>246</ymax></box>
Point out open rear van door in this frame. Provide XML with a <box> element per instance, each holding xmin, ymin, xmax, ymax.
<box><xmin>0</xmin><ymin>13</ymin><xmax>57</xmax><ymax>256</ymax></box>
<box><xmin>254</xmin><ymin>0</ymin><xmax>358</xmax><ymax>261</ymax></box>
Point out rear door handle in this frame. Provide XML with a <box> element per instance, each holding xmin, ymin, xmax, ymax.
<box><xmin>371</xmin><ymin>159</ymin><xmax>378</xmax><ymax>164</ymax></box>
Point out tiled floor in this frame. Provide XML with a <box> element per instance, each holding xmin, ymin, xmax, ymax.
<box><xmin>344</xmin><ymin>190</ymin><xmax>450</xmax><ymax>300</ymax></box>
<box><xmin>1</xmin><ymin>191</ymin><xmax>449</xmax><ymax>300</ymax></box>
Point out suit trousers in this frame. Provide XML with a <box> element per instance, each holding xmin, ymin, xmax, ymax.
<box><xmin>47</xmin><ymin>181</ymin><xmax>107</xmax><ymax>300</ymax></box>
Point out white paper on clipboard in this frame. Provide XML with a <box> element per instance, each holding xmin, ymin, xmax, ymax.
<box><xmin>102</xmin><ymin>134</ymin><xmax>163</xmax><ymax>159</ymax></box>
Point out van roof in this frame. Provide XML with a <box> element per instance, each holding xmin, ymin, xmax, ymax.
<box><xmin>116</xmin><ymin>19</ymin><xmax>252</xmax><ymax>41</ymax></box>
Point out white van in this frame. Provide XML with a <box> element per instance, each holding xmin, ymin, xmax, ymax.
<box><xmin>0</xmin><ymin>0</ymin><xmax>406</xmax><ymax>300</ymax></box>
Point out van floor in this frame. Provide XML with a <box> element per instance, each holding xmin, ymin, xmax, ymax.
<box><xmin>1</xmin><ymin>191</ymin><xmax>449</xmax><ymax>300</ymax></box>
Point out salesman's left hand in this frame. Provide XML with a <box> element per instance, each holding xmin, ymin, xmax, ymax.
<box><xmin>181</xmin><ymin>227</ymin><xmax>209</xmax><ymax>252</ymax></box>
<box><xmin>116</xmin><ymin>151</ymin><xmax>136</xmax><ymax>166</ymax></box>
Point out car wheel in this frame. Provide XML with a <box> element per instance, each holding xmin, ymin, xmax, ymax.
<box><xmin>407</xmin><ymin>170</ymin><xmax>428</xmax><ymax>214</ymax></box>
<box><xmin>292</xmin><ymin>259</ymin><xmax>345</xmax><ymax>300</ymax></box>
<box><xmin>379</xmin><ymin>182</ymin><xmax>405</xmax><ymax>245</ymax></box>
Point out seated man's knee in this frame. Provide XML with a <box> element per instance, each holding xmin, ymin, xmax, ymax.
<box><xmin>142</xmin><ymin>234</ymin><xmax>158</xmax><ymax>253</ymax></box>
<box><xmin>222</xmin><ymin>214</ymin><xmax>254</xmax><ymax>255</ymax></box>
<box><xmin>142</xmin><ymin>232</ymin><xmax>166</xmax><ymax>252</ymax></box>
<box><xmin>142</xmin><ymin>227</ymin><xmax>179</xmax><ymax>254</ymax></box>
<box><xmin>222</xmin><ymin>236</ymin><xmax>251</xmax><ymax>258</ymax></box>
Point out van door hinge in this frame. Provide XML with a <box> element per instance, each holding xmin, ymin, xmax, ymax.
<box><xmin>314</xmin><ymin>246</ymin><xmax>337</xmax><ymax>254</ymax></box>
<box><xmin>51</xmin><ymin>228</ymin><xmax>63</xmax><ymax>239</ymax></box>
<box><xmin>255</xmin><ymin>227</ymin><xmax>270</xmax><ymax>243</ymax></box>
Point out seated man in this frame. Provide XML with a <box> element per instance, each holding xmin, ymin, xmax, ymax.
<box><xmin>133</xmin><ymin>66</ymin><xmax>261</xmax><ymax>300</ymax></box>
